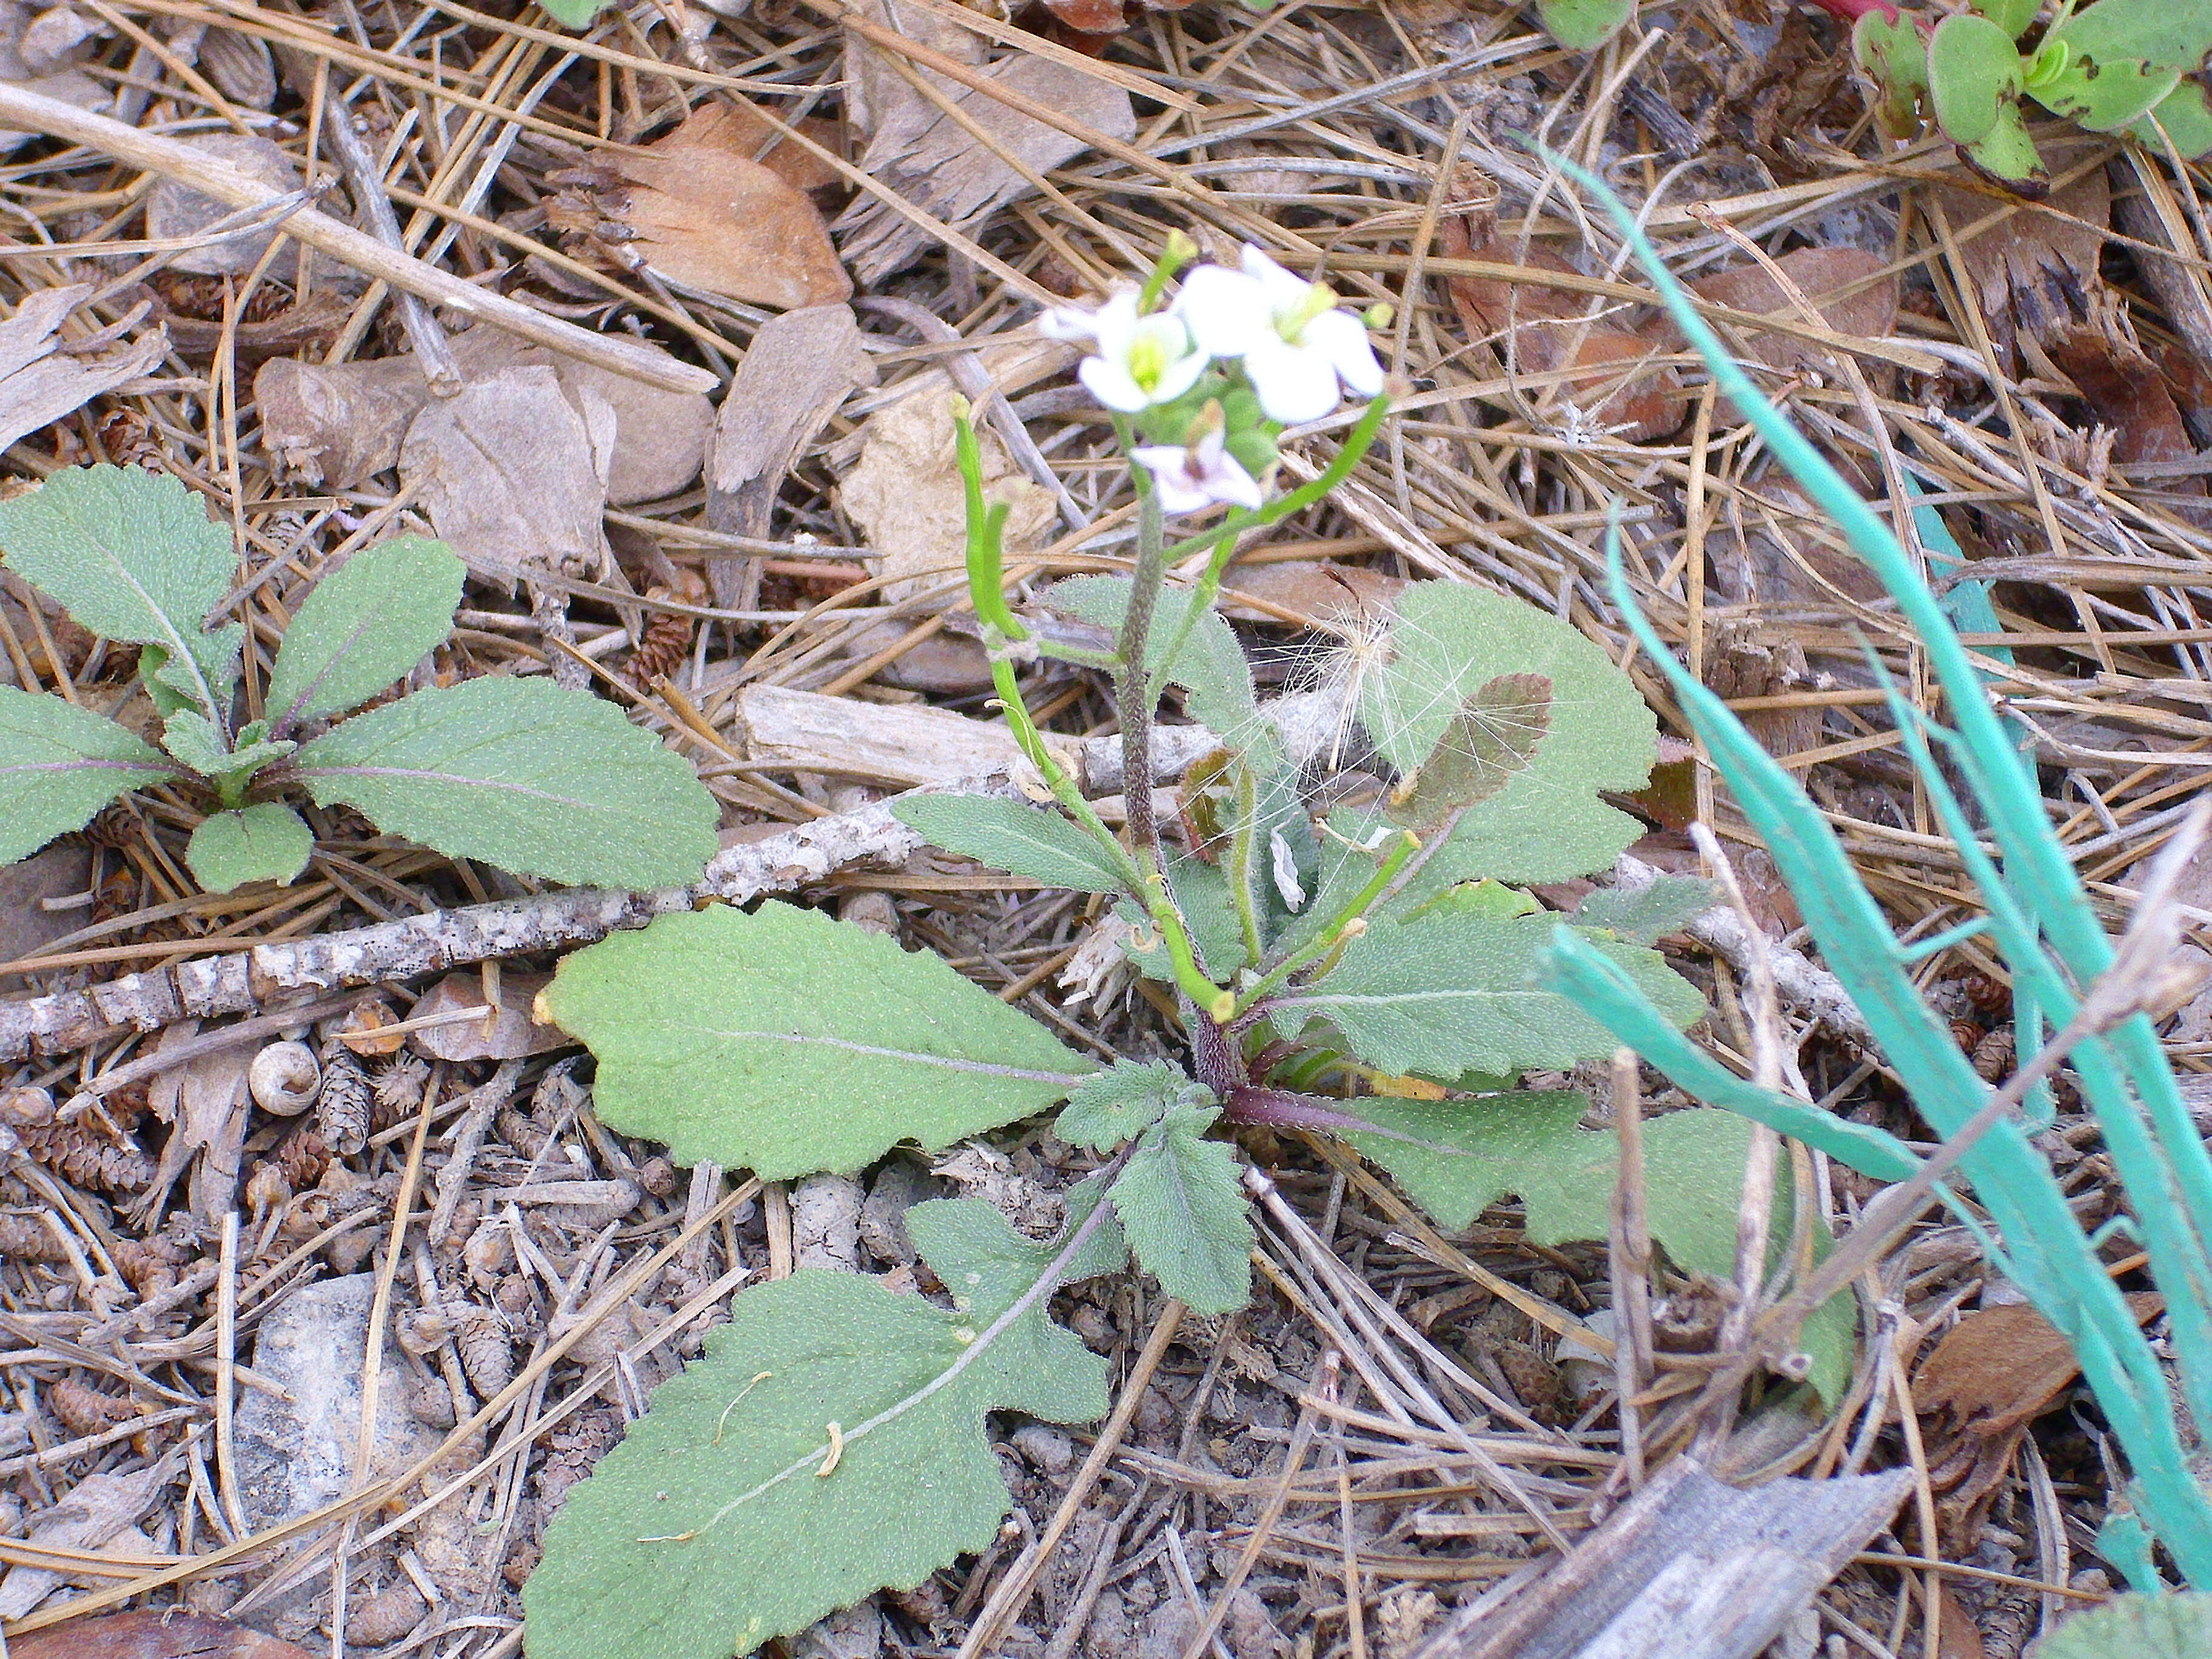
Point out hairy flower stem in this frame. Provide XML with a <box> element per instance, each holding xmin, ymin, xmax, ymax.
<box><xmin>1116</xmin><ymin>488</ymin><xmax>1169</xmax><ymax>873</ymax></box>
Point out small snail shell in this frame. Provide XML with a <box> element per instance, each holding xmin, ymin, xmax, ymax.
<box><xmin>249</xmin><ymin>1041</ymin><xmax>320</xmax><ymax>1116</ymax></box>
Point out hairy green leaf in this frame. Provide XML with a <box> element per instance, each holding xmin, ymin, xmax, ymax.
<box><xmin>541</xmin><ymin>902</ymin><xmax>1090</xmax><ymax>1178</ymax></box>
<box><xmin>161</xmin><ymin>712</ymin><xmax>293</xmax><ymax>784</ymax></box>
<box><xmin>1983</xmin><ymin>0</ymin><xmax>2040</xmax><ymax>38</ymax></box>
<box><xmin>0</xmin><ymin>686</ymin><xmax>173</xmax><ymax>863</ymax></box>
<box><xmin>1045</xmin><ymin>576</ymin><xmax>1270</xmax><ymax>768</ymax></box>
<box><xmin>1962</xmin><ymin>96</ymin><xmax>2048</xmax><ymax>186</ymax></box>
<box><xmin>2043</xmin><ymin>0</ymin><xmax>2212</xmax><ymax>129</ymax></box>
<box><xmin>267</xmin><ymin>537</ymin><xmax>463</xmax><ymax>733</ymax></box>
<box><xmin>1267</xmin><ymin>893</ymin><xmax>1704</xmax><ymax>1078</ymax></box>
<box><xmin>524</xmin><ymin>1196</ymin><xmax>1114</xmax><ymax>1659</ymax></box>
<box><xmin>1349</xmin><ymin>1097</ymin><xmax>1851</xmax><ymax>1402</ymax></box>
<box><xmin>0</xmin><ymin>465</ymin><xmax>244</xmax><ymax>719</ymax></box>
<box><xmin>2036</xmin><ymin>1593</ymin><xmax>2212</xmax><ymax>1659</ymax></box>
<box><xmin>186</xmin><ymin>804</ymin><xmax>313</xmax><ymax>891</ymax></box>
<box><xmin>1385</xmin><ymin>673</ymin><xmax>1551</xmax><ymax>831</ymax></box>
<box><xmin>289</xmin><ymin>677</ymin><xmax>717</xmax><ymax>889</ymax></box>
<box><xmin>1059</xmin><ymin>1059</ymin><xmax>1202</xmax><ymax>1153</ymax></box>
<box><xmin>1574</xmin><ymin>874</ymin><xmax>1720</xmax><ymax>945</ymax></box>
<box><xmin>1110</xmin><ymin>1104</ymin><xmax>1253</xmax><ymax>1313</ymax></box>
<box><xmin>1361</xmin><ymin>585</ymin><xmax>1653</xmax><ymax>883</ymax></box>
<box><xmin>1538</xmin><ymin>0</ymin><xmax>1634</xmax><ymax>51</ymax></box>
<box><xmin>893</xmin><ymin>794</ymin><xmax>1125</xmax><ymax>893</ymax></box>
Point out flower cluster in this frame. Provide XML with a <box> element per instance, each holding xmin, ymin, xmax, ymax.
<box><xmin>1041</xmin><ymin>244</ymin><xmax>1386</xmax><ymax>516</ymax></box>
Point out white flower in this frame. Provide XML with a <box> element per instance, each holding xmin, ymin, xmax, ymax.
<box><xmin>1039</xmin><ymin>288</ymin><xmax>1208</xmax><ymax>413</ymax></box>
<box><xmin>1131</xmin><ymin>426</ymin><xmax>1264</xmax><ymax>517</ymax></box>
<box><xmin>1174</xmin><ymin>246</ymin><xmax>1385</xmax><ymax>424</ymax></box>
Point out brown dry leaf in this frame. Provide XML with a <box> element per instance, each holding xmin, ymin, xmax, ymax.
<box><xmin>407</xmin><ymin>970</ymin><xmax>567</xmax><ymax>1062</ymax></box>
<box><xmin>1437</xmin><ymin>190</ymin><xmax>1684</xmax><ymax>443</ymax></box>
<box><xmin>1681</xmin><ymin>247</ymin><xmax>1900</xmax><ymax>378</ymax></box>
<box><xmin>1216</xmin><ymin>561</ymin><xmax>1406</xmax><ymax>628</ymax></box>
<box><xmin>836</xmin><ymin>39</ymin><xmax>1136</xmax><ymax>284</ymax></box>
<box><xmin>0</xmin><ymin>841</ymin><xmax>92</xmax><ymax>965</ymax></box>
<box><xmin>840</xmin><ymin>381</ymin><xmax>1056</xmax><ymax>605</ymax></box>
<box><xmin>1915</xmin><ymin>1293</ymin><xmax>2163</xmax><ymax>1552</ymax></box>
<box><xmin>258</xmin><ymin>330</ymin><xmax>709</xmax><ymax>504</ymax></box>
<box><xmin>694</xmin><ymin>97</ymin><xmax>845</xmax><ymax>196</ymax></box>
<box><xmin>10</xmin><ymin>1612</ymin><xmax>315</xmax><ymax>1659</ymax></box>
<box><xmin>144</xmin><ymin>134</ymin><xmax>309</xmax><ymax>278</ymax></box>
<box><xmin>139</xmin><ymin>1021</ymin><xmax>252</xmax><ymax>1224</ymax></box>
<box><xmin>2036</xmin><ymin>283</ymin><xmax>2201</xmax><ymax>480</ymax></box>
<box><xmin>707</xmin><ymin>303</ymin><xmax>877</xmax><ymax>606</ymax></box>
<box><xmin>398</xmin><ymin>365</ymin><xmax>613</xmax><ymax>588</ymax></box>
<box><xmin>0</xmin><ymin>285</ymin><xmax>164</xmax><ymax>455</ymax></box>
<box><xmin>552</xmin><ymin>106</ymin><xmax>848</xmax><ymax>310</ymax></box>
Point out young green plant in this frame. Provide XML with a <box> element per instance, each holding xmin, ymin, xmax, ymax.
<box><xmin>0</xmin><ymin>465</ymin><xmax>717</xmax><ymax>894</ymax></box>
<box><xmin>526</xmin><ymin>242</ymin><xmax>1844</xmax><ymax>1659</ymax></box>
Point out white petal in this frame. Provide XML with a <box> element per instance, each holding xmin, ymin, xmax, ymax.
<box><xmin>1239</xmin><ymin>245</ymin><xmax>1319</xmax><ymax>313</ymax></box>
<box><xmin>1151</xmin><ymin>349</ymin><xmax>1210</xmax><ymax>404</ymax></box>
<box><xmin>1304</xmin><ymin>308</ymin><xmax>1385</xmax><ymax>395</ymax></box>
<box><xmin>1088</xmin><ymin>289</ymin><xmax>1144</xmax><ymax>357</ymax></box>
<box><xmin>1080</xmin><ymin>357</ymin><xmax>1153</xmax><ymax>413</ymax></box>
<box><xmin>1133</xmin><ymin>454</ymin><xmax>1214</xmax><ymax>515</ymax></box>
<box><xmin>1243</xmin><ymin>339</ymin><xmax>1342</xmax><ymax>424</ymax></box>
<box><xmin>1037</xmin><ymin>306</ymin><xmax>1100</xmax><ymax>341</ymax></box>
<box><xmin>1210</xmin><ymin>449</ymin><xmax>1265</xmax><ymax>511</ymax></box>
<box><xmin>1173</xmin><ymin>266</ymin><xmax>1268</xmax><ymax>357</ymax></box>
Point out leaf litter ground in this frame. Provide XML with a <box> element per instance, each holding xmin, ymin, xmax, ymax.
<box><xmin>0</xmin><ymin>0</ymin><xmax>2205</xmax><ymax>1656</ymax></box>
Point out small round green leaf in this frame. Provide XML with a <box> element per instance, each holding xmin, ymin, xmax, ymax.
<box><xmin>1855</xmin><ymin>12</ymin><xmax>1934</xmax><ymax>136</ymax></box>
<box><xmin>2132</xmin><ymin>75</ymin><xmax>2212</xmax><ymax>155</ymax></box>
<box><xmin>186</xmin><ymin>803</ymin><xmax>314</xmax><ymax>892</ymax></box>
<box><xmin>1538</xmin><ymin>0</ymin><xmax>1635</xmax><ymax>52</ymax></box>
<box><xmin>1963</xmin><ymin>96</ymin><xmax>2051</xmax><ymax>187</ymax></box>
<box><xmin>1929</xmin><ymin>13</ymin><xmax>2028</xmax><ymax>146</ymax></box>
<box><xmin>266</xmin><ymin>537</ymin><xmax>464</xmax><ymax>732</ymax></box>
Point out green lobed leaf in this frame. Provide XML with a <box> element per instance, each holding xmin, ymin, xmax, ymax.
<box><xmin>2036</xmin><ymin>1593</ymin><xmax>2212</xmax><ymax>1658</ymax></box>
<box><xmin>0</xmin><ymin>465</ymin><xmax>244</xmax><ymax>719</ymax></box>
<box><xmin>1928</xmin><ymin>12</ymin><xmax>2026</xmax><ymax>146</ymax></box>
<box><xmin>1384</xmin><ymin>673</ymin><xmax>1552</xmax><ymax>832</ymax></box>
<box><xmin>186</xmin><ymin>803</ymin><xmax>313</xmax><ymax>892</ymax></box>
<box><xmin>1538</xmin><ymin>0</ymin><xmax>1635</xmax><ymax>51</ymax></box>
<box><xmin>0</xmin><ymin>685</ymin><xmax>174</xmax><ymax>863</ymax></box>
<box><xmin>1574</xmin><ymin>874</ymin><xmax>1720</xmax><ymax>945</ymax></box>
<box><xmin>893</xmin><ymin>794</ymin><xmax>1125</xmax><ymax>893</ymax></box>
<box><xmin>1044</xmin><ymin>576</ymin><xmax>1271</xmax><ymax>769</ymax></box>
<box><xmin>1349</xmin><ymin>1096</ymin><xmax>1852</xmax><ymax>1403</ymax></box>
<box><xmin>1360</xmin><ymin>585</ymin><xmax>1653</xmax><ymax>883</ymax></box>
<box><xmin>1110</xmin><ymin>1103</ymin><xmax>1253</xmax><ymax>1314</ymax></box>
<box><xmin>1267</xmin><ymin>891</ymin><xmax>1706</xmax><ymax>1079</ymax></box>
<box><xmin>540</xmin><ymin>902</ymin><xmax>1091</xmax><ymax>1179</ymax></box>
<box><xmin>1058</xmin><ymin>1058</ymin><xmax>1204</xmax><ymax>1153</ymax></box>
<box><xmin>161</xmin><ymin>712</ymin><xmax>293</xmax><ymax>784</ymax></box>
<box><xmin>2131</xmin><ymin>75</ymin><xmax>2212</xmax><ymax>156</ymax></box>
<box><xmin>523</xmin><ymin>1196</ymin><xmax>1114</xmax><ymax>1659</ymax></box>
<box><xmin>289</xmin><ymin>677</ymin><xmax>717</xmax><ymax>890</ymax></box>
<box><xmin>266</xmin><ymin>537</ymin><xmax>464</xmax><ymax>734</ymax></box>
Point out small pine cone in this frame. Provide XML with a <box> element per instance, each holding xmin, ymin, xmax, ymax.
<box><xmin>346</xmin><ymin>1583</ymin><xmax>428</xmax><ymax>1648</ymax></box>
<box><xmin>48</xmin><ymin>1377</ymin><xmax>139</xmax><ymax>1438</ymax></box>
<box><xmin>1959</xmin><ymin>973</ymin><xmax>2010</xmax><ymax>1016</ymax></box>
<box><xmin>273</xmin><ymin>1126</ymin><xmax>331</xmax><ymax>1190</ymax></box>
<box><xmin>96</xmin><ymin>408</ymin><xmax>169</xmax><ymax>471</ymax></box>
<box><xmin>622</xmin><ymin>590</ymin><xmax>696</xmax><ymax>690</ymax></box>
<box><xmin>496</xmin><ymin>1102</ymin><xmax>548</xmax><ymax>1159</ymax></box>
<box><xmin>15</xmin><ymin>1098</ymin><xmax>152</xmax><ymax>1193</ymax></box>
<box><xmin>316</xmin><ymin>1038</ymin><xmax>374</xmax><ymax>1156</ymax></box>
<box><xmin>0</xmin><ymin>1214</ymin><xmax>69</xmax><ymax>1264</ymax></box>
<box><xmin>112</xmin><ymin>1233</ymin><xmax>188</xmax><ymax>1293</ymax></box>
<box><xmin>101</xmin><ymin>1081</ymin><xmax>151</xmax><ymax>1136</ymax></box>
<box><xmin>373</xmin><ymin>1053</ymin><xmax>430</xmax><ymax>1125</ymax></box>
<box><xmin>81</xmin><ymin>800</ymin><xmax>140</xmax><ymax>850</ymax></box>
<box><xmin>1972</xmin><ymin>1025</ymin><xmax>2017</xmax><ymax>1083</ymax></box>
<box><xmin>1948</xmin><ymin>1017</ymin><xmax>1985</xmax><ymax>1052</ymax></box>
<box><xmin>453</xmin><ymin>1304</ymin><xmax>514</xmax><ymax>1396</ymax></box>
